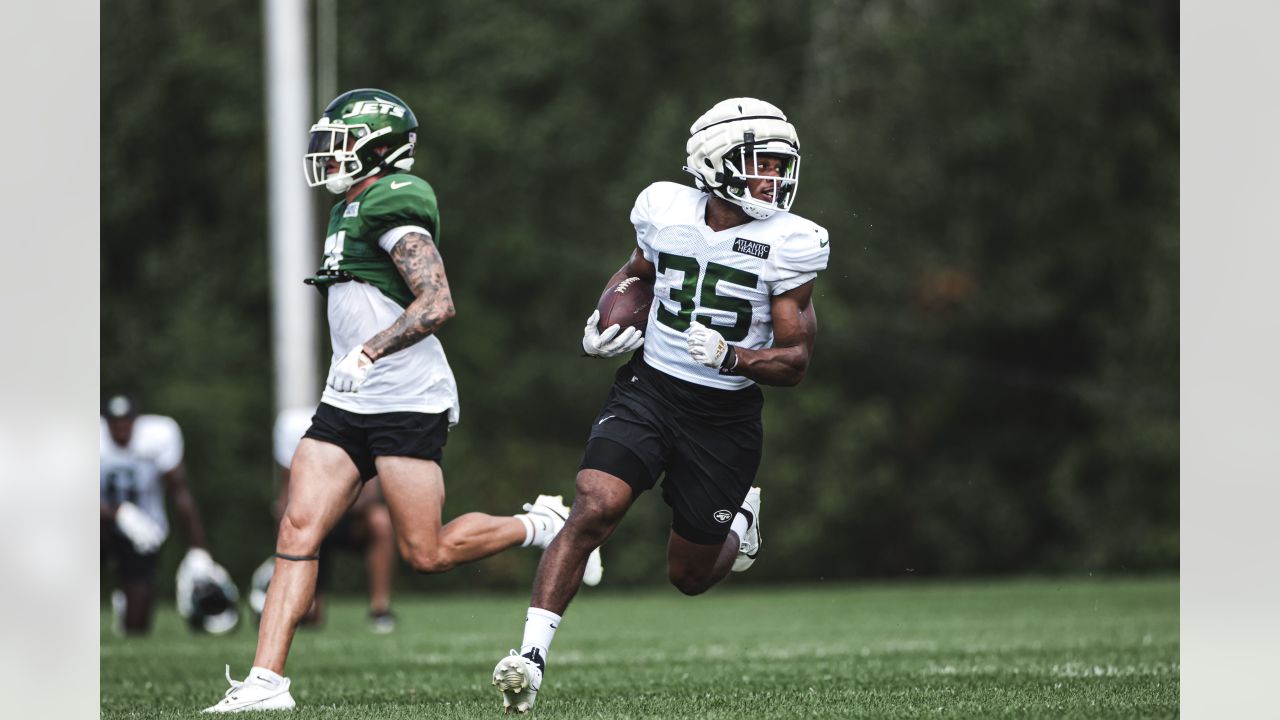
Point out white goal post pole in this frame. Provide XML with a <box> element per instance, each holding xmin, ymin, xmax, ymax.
<box><xmin>263</xmin><ymin>0</ymin><xmax>318</xmax><ymax>414</ymax></box>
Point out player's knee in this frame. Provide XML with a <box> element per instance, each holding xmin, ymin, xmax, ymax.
<box><xmin>564</xmin><ymin>492</ymin><xmax>628</xmax><ymax>546</ymax></box>
<box><xmin>668</xmin><ymin>566</ymin><xmax>712</xmax><ymax>596</ymax></box>
<box><xmin>366</xmin><ymin>506</ymin><xmax>393</xmax><ymax>539</ymax></box>
<box><xmin>564</xmin><ymin>510</ymin><xmax>615</xmax><ymax>548</ymax></box>
<box><xmin>400</xmin><ymin>542</ymin><xmax>453</xmax><ymax>574</ymax></box>
<box><xmin>277</xmin><ymin>513</ymin><xmax>324</xmax><ymax>555</ymax></box>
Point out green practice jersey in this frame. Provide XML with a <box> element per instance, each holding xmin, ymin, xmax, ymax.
<box><xmin>310</xmin><ymin>173</ymin><xmax>440</xmax><ymax>308</ymax></box>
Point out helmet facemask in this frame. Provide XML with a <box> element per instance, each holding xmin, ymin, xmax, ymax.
<box><xmin>717</xmin><ymin>134</ymin><xmax>801</xmax><ymax>220</ymax></box>
<box><xmin>304</xmin><ymin>120</ymin><xmax>398</xmax><ymax>194</ymax></box>
<box><xmin>684</xmin><ymin>97</ymin><xmax>802</xmax><ymax>220</ymax></box>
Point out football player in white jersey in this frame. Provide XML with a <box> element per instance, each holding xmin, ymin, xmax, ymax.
<box><xmin>493</xmin><ymin>97</ymin><xmax>829</xmax><ymax>713</ymax></box>
<box><xmin>101</xmin><ymin>394</ymin><xmax>229</xmax><ymax>635</ymax></box>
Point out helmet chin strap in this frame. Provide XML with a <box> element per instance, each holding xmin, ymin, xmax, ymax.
<box><xmin>326</xmin><ymin>142</ymin><xmax>410</xmax><ymax>195</ymax></box>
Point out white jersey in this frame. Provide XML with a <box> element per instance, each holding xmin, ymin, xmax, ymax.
<box><xmin>100</xmin><ymin>415</ymin><xmax>184</xmax><ymax>540</ymax></box>
<box><xmin>321</xmin><ymin>279</ymin><xmax>461</xmax><ymax>425</ymax></box>
<box><xmin>632</xmin><ymin>182</ymin><xmax>830</xmax><ymax>389</ymax></box>
<box><xmin>273</xmin><ymin>407</ymin><xmax>314</xmax><ymax>468</ymax></box>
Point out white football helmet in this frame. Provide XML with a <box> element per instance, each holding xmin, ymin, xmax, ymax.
<box><xmin>684</xmin><ymin>97</ymin><xmax>801</xmax><ymax>219</ymax></box>
<box><xmin>176</xmin><ymin>549</ymin><xmax>241</xmax><ymax>635</ymax></box>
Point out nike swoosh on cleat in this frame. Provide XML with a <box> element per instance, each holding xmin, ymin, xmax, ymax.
<box><xmin>390</xmin><ymin>180</ymin><xmax>412</xmax><ymax>189</ymax></box>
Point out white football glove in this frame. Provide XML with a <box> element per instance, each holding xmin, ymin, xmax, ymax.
<box><xmin>115</xmin><ymin>501</ymin><xmax>165</xmax><ymax>554</ymax></box>
<box><xmin>582</xmin><ymin>310</ymin><xmax>644</xmax><ymax>358</ymax></box>
<box><xmin>686</xmin><ymin>320</ymin><xmax>730</xmax><ymax>368</ymax></box>
<box><xmin>327</xmin><ymin>345</ymin><xmax>373</xmax><ymax>392</ymax></box>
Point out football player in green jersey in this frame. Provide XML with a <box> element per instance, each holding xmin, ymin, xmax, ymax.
<box><xmin>205</xmin><ymin>89</ymin><xmax>601</xmax><ymax>713</ymax></box>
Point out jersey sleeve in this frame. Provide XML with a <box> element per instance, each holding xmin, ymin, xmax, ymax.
<box><xmin>630</xmin><ymin>184</ymin><xmax>658</xmax><ymax>262</ymax></box>
<box><xmin>360</xmin><ymin>175</ymin><xmax>441</xmax><ymax>249</ymax></box>
<box><xmin>770</xmin><ymin>222</ymin><xmax>830</xmax><ymax>295</ymax></box>
<box><xmin>630</xmin><ymin>182</ymin><xmax>687</xmax><ymax>262</ymax></box>
<box><xmin>138</xmin><ymin>416</ymin><xmax>184</xmax><ymax>473</ymax></box>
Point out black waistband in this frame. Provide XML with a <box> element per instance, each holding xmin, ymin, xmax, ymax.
<box><xmin>626</xmin><ymin>353</ymin><xmax>763</xmax><ymax>422</ymax></box>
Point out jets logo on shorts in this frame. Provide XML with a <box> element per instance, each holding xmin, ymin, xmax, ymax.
<box><xmin>713</xmin><ymin>509</ymin><xmax>733</xmax><ymax>524</ymax></box>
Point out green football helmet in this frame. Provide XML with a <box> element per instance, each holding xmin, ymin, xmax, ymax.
<box><xmin>304</xmin><ymin>88</ymin><xmax>418</xmax><ymax>194</ymax></box>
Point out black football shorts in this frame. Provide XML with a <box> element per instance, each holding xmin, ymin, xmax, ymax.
<box><xmin>304</xmin><ymin>403</ymin><xmax>449</xmax><ymax>481</ymax></box>
<box><xmin>580</xmin><ymin>355</ymin><xmax>763</xmax><ymax>545</ymax></box>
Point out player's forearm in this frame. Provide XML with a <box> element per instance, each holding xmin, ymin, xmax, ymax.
<box><xmin>361</xmin><ymin>293</ymin><xmax>455</xmax><ymax>361</ymax></box>
<box><xmin>365</xmin><ymin>231</ymin><xmax>456</xmax><ymax>361</ymax></box>
<box><xmin>730</xmin><ymin>344</ymin><xmax>810</xmax><ymax>386</ymax></box>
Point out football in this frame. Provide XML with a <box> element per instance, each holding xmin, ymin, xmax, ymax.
<box><xmin>596</xmin><ymin>276</ymin><xmax>653</xmax><ymax>332</ymax></box>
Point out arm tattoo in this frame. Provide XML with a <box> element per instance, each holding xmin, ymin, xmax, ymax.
<box><xmin>362</xmin><ymin>232</ymin><xmax>456</xmax><ymax>361</ymax></box>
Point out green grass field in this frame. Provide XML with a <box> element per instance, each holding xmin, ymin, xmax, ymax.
<box><xmin>101</xmin><ymin>577</ymin><xmax>1177</xmax><ymax>719</ymax></box>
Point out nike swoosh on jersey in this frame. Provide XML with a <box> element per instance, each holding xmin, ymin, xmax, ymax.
<box><xmin>390</xmin><ymin>180</ymin><xmax>412</xmax><ymax>189</ymax></box>
<box><xmin>598</xmin><ymin>415</ymin><xmax>615</xmax><ymax>425</ymax></box>
<box><xmin>819</xmin><ymin>238</ymin><xmax>829</xmax><ymax>247</ymax></box>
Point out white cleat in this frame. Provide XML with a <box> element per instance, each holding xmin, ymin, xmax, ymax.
<box><xmin>493</xmin><ymin>650</ymin><xmax>542</xmax><ymax>714</ymax></box>
<box><xmin>523</xmin><ymin>494</ymin><xmax>605</xmax><ymax>586</ymax></box>
<box><xmin>202</xmin><ymin>666</ymin><xmax>296</xmax><ymax>713</ymax></box>
<box><xmin>522</xmin><ymin>494</ymin><xmax>571</xmax><ymax>549</ymax></box>
<box><xmin>732</xmin><ymin>486</ymin><xmax>762</xmax><ymax>572</ymax></box>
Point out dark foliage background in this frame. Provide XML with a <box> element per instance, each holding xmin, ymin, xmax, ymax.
<box><xmin>101</xmin><ymin>0</ymin><xmax>1178</xmax><ymax>592</ymax></box>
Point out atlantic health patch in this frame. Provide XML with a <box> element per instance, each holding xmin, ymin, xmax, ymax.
<box><xmin>732</xmin><ymin>237</ymin><xmax>771</xmax><ymax>259</ymax></box>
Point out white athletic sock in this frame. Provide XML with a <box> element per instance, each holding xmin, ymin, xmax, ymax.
<box><xmin>730</xmin><ymin>511</ymin><xmax>750</xmax><ymax>540</ymax></box>
<box><xmin>248</xmin><ymin>666</ymin><xmax>284</xmax><ymax>687</ymax></box>
<box><xmin>516</xmin><ymin>514</ymin><xmax>536</xmax><ymax>547</ymax></box>
<box><xmin>521</xmin><ymin>607</ymin><xmax>561</xmax><ymax>661</ymax></box>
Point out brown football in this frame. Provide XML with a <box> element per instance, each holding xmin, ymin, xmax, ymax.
<box><xmin>596</xmin><ymin>276</ymin><xmax>654</xmax><ymax>332</ymax></box>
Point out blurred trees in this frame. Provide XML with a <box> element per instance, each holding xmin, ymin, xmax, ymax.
<box><xmin>101</xmin><ymin>0</ymin><xmax>1178</xmax><ymax>591</ymax></box>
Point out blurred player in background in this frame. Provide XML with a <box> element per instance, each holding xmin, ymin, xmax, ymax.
<box><xmin>492</xmin><ymin>97</ymin><xmax>829</xmax><ymax>713</ymax></box>
<box><xmin>249</xmin><ymin>407</ymin><xmax>398</xmax><ymax>633</ymax></box>
<box><xmin>100</xmin><ymin>394</ymin><xmax>238</xmax><ymax>636</ymax></box>
<box><xmin>205</xmin><ymin>89</ymin><xmax>600</xmax><ymax>713</ymax></box>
